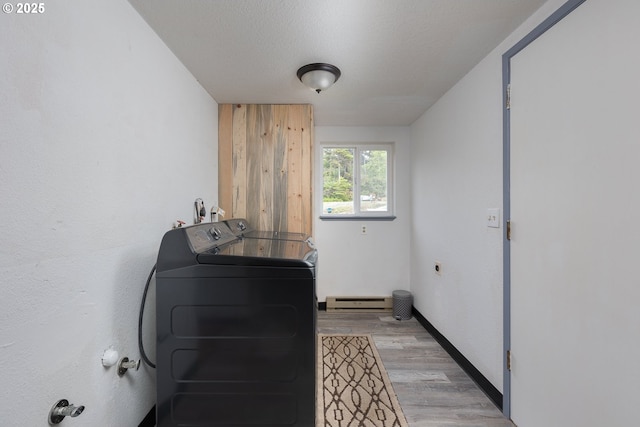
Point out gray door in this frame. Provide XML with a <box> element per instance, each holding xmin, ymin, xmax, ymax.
<box><xmin>508</xmin><ymin>0</ymin><xmax>640</xmax><ymax>425</ymax></box>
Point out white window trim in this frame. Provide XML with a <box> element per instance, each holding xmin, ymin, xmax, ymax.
<box><xmin>319</xmin><ymin>142</ymin><xmax>396</xmax><ymax>220</ymax></box>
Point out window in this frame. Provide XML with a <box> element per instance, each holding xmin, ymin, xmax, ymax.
<box><xmin>321</xmin><ymin>143</ymin><xmax>394</xmax><ymax>218</ymax></box>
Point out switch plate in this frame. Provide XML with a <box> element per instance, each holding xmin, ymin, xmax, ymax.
<box><xmin>487</xmin><ymin>208</ymin><xmax>500</xmax><ymax>228</ymax></box>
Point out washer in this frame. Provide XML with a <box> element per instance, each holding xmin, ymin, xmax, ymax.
<box><xmin>155</xmin><ymin>221</ymin><xmax>317</xmax><ymax>427</ymax></box>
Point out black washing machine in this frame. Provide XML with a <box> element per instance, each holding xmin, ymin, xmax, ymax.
<box><xmin>155</xmin><ymin>220</ymin><xmax>317</xmax><ymax>427</ymax></box>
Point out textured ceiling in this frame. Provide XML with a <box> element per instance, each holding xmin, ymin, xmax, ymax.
<box><xmin>128</xmin><ymin>0</ymin><xmax>546</xmax><ymax>126</ymax></box>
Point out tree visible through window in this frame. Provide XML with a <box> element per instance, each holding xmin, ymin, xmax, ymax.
<box><xmin>322</xmin><ymin>144</ymin><xmax>393</xmax><ymax>217</ymax></box>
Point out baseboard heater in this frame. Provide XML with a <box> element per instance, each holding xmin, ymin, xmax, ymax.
<box><xmin>326</xmin><ymin>296</ymin><xmax>393</xmax><ymax>312</ymax></box>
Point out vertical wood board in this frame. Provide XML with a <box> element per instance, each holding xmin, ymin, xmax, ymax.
<box><xmin>287</xmin><ymin>105</ymin><xmax>303</xmax><ymax>233</ymax></box>
<box><xmin>218</xmin><ymin>104</ymin><xmax>234</xmax><ymax>216</ymax></box>
<box><xmin>301</xmin><ymin>105</ymin><xmax>313</xmax><ymax>234</ymax></box>
<box><xmin>273</xmin><ymin>104</ymin><xmax>289</xmax><ymax>233</ymax></box>
<box><xmin>231</xmin><ymin>104</ymin><xmax>247</xmax><ymax>219</ymax></box>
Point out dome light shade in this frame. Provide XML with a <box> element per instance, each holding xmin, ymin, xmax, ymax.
<box><xmin>297</xmin><ymin>63</ymin><xmax>341</xmax><ymax>93</ymax></box>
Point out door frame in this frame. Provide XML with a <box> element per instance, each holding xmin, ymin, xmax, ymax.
<box><xmin>501</xmin><ymin>0</ymin><xmax>587</xmax><ymax>418</ymax></box>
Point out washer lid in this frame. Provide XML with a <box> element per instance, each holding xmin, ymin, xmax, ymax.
<box><xmin>242</xmin><ymin>230</ymin><xmax>309</xmax><ymax>242</ymax></box>
<box><xmin>197</xmin><ymin>238</ymin><xmax>317</xmax><ymax>267</ymax></box>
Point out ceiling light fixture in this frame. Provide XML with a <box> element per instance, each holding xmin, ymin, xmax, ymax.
<box><xmin>297</xmin><ymin>63</ymin><xmax>341</xmax><ymax>93</ymax></box>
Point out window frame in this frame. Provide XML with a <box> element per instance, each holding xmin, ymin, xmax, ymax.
<box><xmin>319</xmin><ymin>142</ymin><xmax>396</xmax><ymax>220</ymax></box>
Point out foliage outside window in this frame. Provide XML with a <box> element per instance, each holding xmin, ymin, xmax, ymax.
<box><xmin>321</xmin><ymin>144</ymin><xmax>394</xmax><ymax>217</ymax></box>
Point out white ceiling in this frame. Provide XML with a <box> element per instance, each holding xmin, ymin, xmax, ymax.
<box><xmin>128</xmin><ymin>0</ymin><xmax>546</xmax><ymax>126</ymax></box>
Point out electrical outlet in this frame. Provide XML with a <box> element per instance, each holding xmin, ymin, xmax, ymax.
<box><xmin>361</xmin><ymin>225</ymin><xmax>367</xmax><ymax>235</ymax></box>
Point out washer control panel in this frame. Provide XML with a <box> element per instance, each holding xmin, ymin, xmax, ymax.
<box><xmin>184</xmin><ymin>222</ymin><xmax>238</xmax><ymax>253</ymax></box>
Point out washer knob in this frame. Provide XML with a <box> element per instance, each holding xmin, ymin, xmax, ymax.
<box><xmin>210</xmin><ymin>227</ymin><xmax>222</xmax><ymax>240</ymax></box>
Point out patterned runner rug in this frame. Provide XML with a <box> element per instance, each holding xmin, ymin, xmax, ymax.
<box><xmin>317</xmin><ymin>334</ymin><xmax>409</xmax><ymax>427</ymax></box>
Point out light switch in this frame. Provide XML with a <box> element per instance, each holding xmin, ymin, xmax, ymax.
<box><xmin>487</xmin><ymin>208</ymin><xmax>500</xmax><ymax>228</ymax></box>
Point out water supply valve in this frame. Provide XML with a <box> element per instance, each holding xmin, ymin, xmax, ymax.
<box><xmin>49</xmin><ymin>399</ymin><xmax>85</xmax><ymax>424</ymax></box>
<box><xmin>117</xmin><ymin>357</ymin><xmax>140</xmax><ymax>376</ymax></box>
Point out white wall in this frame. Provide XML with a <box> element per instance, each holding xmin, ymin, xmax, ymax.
<box><xmin>314</xmin><ymin>127</ymin><xmax>411</xmax><ymax>303</ymax></box>
<box><xmin>409</xmin><ymin>0</ymin><xmax>566</xmax><ymax>392</ymax></box>
<box><xmin>0</xmin><ymin>1</ymin><xmax>218</xmax><ymax>426</ymax></box>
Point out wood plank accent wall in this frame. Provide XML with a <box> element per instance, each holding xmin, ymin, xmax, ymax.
<box><xmin>218</xmin><ymin>104</ymin><xmax>314</xmax><ymax>236</ymax></box>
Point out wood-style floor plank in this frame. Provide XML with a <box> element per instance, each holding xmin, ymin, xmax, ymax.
<box><xmin>317</xmin><ymin>311</ymin><xmax>514</xmax><ymax>427</ymax></box>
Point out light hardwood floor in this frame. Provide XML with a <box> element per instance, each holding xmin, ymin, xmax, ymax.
<box><xmin>317</xmin><ymin>311</ymin><xmax>514</xmax><ymax>427</ymax></box>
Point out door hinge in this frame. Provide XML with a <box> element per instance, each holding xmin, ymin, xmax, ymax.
<box><xmin>506</xmin><ymin>220</ymin><xmax>511</xmax><ymax>241</ymax></box>
<box><xmin>507</xmin><ymin>350</ymin><xmax>512</xmax><ymax>371</ymax></box>
<box><xmin>506</xmin><ymin>84</ymin><xmax>511</xmax><ymax>110</ymax></box>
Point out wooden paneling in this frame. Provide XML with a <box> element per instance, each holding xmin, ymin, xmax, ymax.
<box><xmin>218</xmin><ymin>104</ymin><xmax>313</xmax><ymax>236</ymax></box>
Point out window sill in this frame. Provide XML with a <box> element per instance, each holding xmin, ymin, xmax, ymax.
<box><xmin>319</xmin><ymin>215</ymin><xmax>397</xmax><ymax>221</ymax></box>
